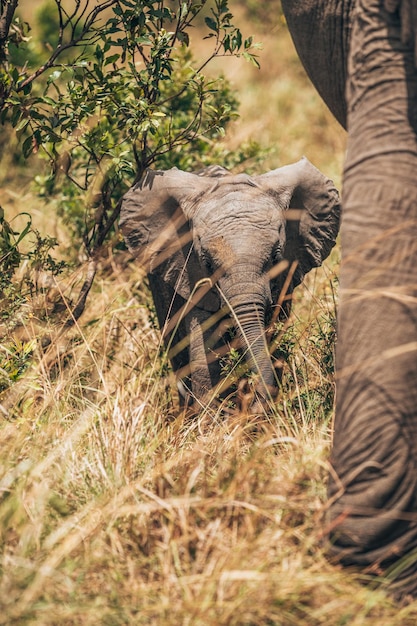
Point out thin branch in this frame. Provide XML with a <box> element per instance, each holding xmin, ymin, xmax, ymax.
<box><xmin>71</xmin><ymin>2</ymin><xmax>91</xmax><ymax>40</ymax></box>
<box><xmin>0</xmin><ymin>0</ymin><xmax>18</xmax><ymax>61</ymax></box>
<box><xmin>83</xmin><ymin>0</ymin><xmax>119</xmax><ymax>32</ymax></box>
<box><xmin>64</xmin><ymin>257</ymin><xmax>97</xmax><ymax>327</ymax></box>
<box><xmin>64</xmin><ymin>195</ymin><xmax>125</xmax><ymax>326</ymax></box>
<box><xmin>94</xmin><ymin>197</ymin><xmax>124</xmax><ymax>250</ymax></box>
<box><xmin>17</xmin><ymin>0</ymin><xmax>119</xmax><ymax>92</ymax></box>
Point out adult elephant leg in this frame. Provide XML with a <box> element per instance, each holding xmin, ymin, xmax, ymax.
<box><xmin>281</xmin><ymin>0</ymin><xmax>351</xmax><ymax>128</ymax></box>
<box><xmin>328</xmin><ymin>0</ymin><xmax>417</xmax><ymax>595</ymax></box>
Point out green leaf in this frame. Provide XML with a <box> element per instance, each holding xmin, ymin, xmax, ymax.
<box><xmin>15</xmin><ymin>118</ymin><xmax>29</xmax><ymax>132</ymax></box>
<box><xmin>135</xmin><ymin>35</ymin><xmax>152</xmax><ymax>46</ymax></box>
<box><xmin>22</xmin><ymin>135</ymin><xmax>34</xmax><ymax>158</ymax></box>
<box><xmin>177</xmin><ymin>31</ymin><xmax>189</xmax><ymax>46</ymax></box>
<box><xmin>104</xmin><ymin>53</ymin><xmax>120</xmax><ymax>66</ymax></box>
<box><xmin>205</xmin><ymin>16</ymin><xmax>217</xmax><ymax>32</ymax></box>
<box><xmin>6</xmin><ymin>96</ymin><xmax>21</xmax><ymax>105</ymax></box>
<box><xmin>47</xmin><ymin>70</ymin><xmax>62</xmax><ymax>84</ymax></box>
<box><xmin>15</xmin><ymin>220</ymin><xmax>32</xmax><ymax>245</ymax></box>
<box><xmin>242</xmin><ymin>51</ymin><xmax>260</xmax><ymax>69</ymax></box>
<box><xmin>40</xmin><ymin>96</ymin><xmax>58</xmax><ymax>106</ymax></box>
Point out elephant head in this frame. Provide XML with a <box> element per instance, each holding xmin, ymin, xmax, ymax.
<box><xmin>120</xmin><ymin>158</ymin><xmax>340</xmax><ymax>407</ymax></box>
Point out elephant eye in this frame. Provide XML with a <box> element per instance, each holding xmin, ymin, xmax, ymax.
<box><xmin>202</xmin><ymin>250</ymin><xmax>215</xmax><ymax>274</ymax></box>
<box><xmin>272</xmin><ymin>241</ymin><xmax>283</xmax><ymax>261</ymax></box>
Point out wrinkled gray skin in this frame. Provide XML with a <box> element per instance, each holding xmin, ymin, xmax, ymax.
<box><xmin>120</xmin><ymin>159</ymin><xmax>340</xmax><ymax>410</ymax></box>
<box><xmin>282</xmin><ymin>0</ymin><xmax>417</xmax><ymax>598</ymax></box>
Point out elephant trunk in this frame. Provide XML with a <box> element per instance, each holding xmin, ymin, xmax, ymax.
<box><xmin>225</xmin><ymin>288</ymin><xmax>277</xmax><ymax>407</ymax></box>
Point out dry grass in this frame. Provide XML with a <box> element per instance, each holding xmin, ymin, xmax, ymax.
<box><xmin>2</xmin><ymin>257</ymin><xmax>417</xmax><ymax>625</ymax></box>
<box><xmin>2</xmin><ymin>2</ymin><xmax>417</xmax><ymax>624</ymax></box>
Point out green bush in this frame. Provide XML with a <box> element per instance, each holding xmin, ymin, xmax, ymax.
<box><xmin>0</xmin><ymin>0</ymin><xmax>261</xmax><ymax>330</ymax></box>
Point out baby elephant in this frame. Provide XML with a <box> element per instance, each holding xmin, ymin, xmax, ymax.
<box><xmin>120</xmin><ymin>158</ymin><xmax>340</xmax><ymax>410</ymax></box>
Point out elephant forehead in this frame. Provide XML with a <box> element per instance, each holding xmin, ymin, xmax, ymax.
<box><xmin>204</xmin><ymin>226</ymin><xmax>278</xmax><ymax>267</ymax></box>
<box><xmin>195</xmin><ymin>188</ymin><xmax>283</xmax><ymax>226</ymax></box>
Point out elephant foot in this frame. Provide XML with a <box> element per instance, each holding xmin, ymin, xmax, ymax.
<box><xmin>327</xmin><ymin>396</ymin><xmax>417</xmax><ymax>600</ymax></box>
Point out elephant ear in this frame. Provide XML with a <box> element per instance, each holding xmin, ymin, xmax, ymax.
<box><xmin>257</xmin><ymin>157</ymin><xmax>341</xmax><ymax>286</ymax></box>
<box><xmin>119</xmin><ymin>167</ymin><xmax>220</xmax><ymax>311</ymax></box>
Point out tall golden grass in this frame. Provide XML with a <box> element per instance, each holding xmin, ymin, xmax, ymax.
<box><xmin>2</xmin><ymin>2</ymin><xmax>417</xmax><ymax>624</ymax></box>
<box><xmin>1</xmin><ymin>261</ymin><xmax>416</xmax><ymax>624</ymax></box>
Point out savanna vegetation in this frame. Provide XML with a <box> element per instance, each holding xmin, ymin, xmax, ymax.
<box><xmin>1</xmin><ymin>1</ymin><xmax>416</xmax><ymax>624</ymax></box>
